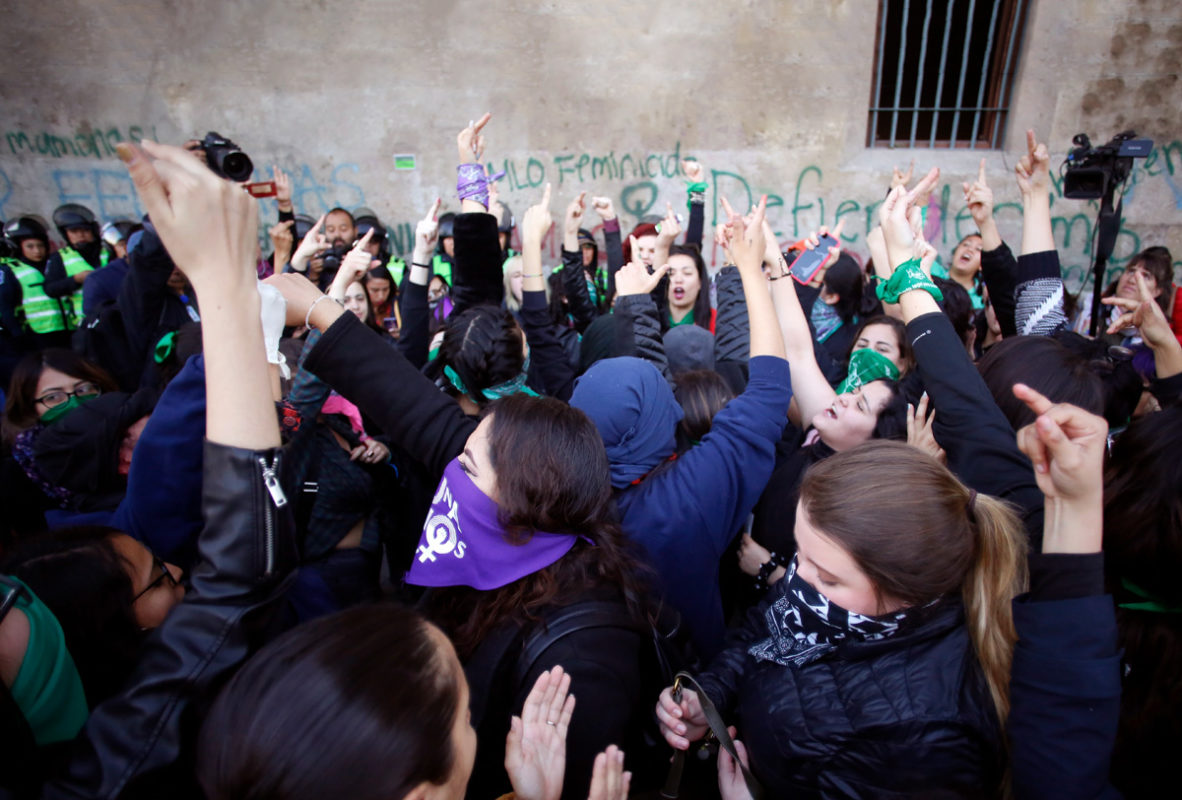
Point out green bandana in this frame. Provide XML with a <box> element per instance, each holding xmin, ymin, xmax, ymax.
<box><xmin>444</xmin><ymin>355</ymin><xmax>540</xmax><ymax>402</ymax></box>
<box><xmin>3</xmin><ymin>576</ymin><xmax>89</xmax><ymax>744</ymax></box>
<box><xmin>837</xmin><ymin>348</ymin><xmax>901</xmax><ymax>394</ymax></box>
<box><xmin>39</xmin><ymin>394</ymin><xmax>90</xmax><ymax>425</ymax></box>
<box><xmin>153</xmin><ymin>331</ymin><xmax>177</xmax><ymax>364</ymax></box>
<box><xmin>876</xmin><ymin>258</ymin><xmax>944</xmax><ymax>304</ymax></box>
<box><xmin>668</xmin><ymin>309</ymin><xmax>695</xmax><ymax>328</ymax></box>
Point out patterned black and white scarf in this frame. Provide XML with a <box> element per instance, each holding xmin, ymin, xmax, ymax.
<box><xmin>748</xmin><ymin>557</ymin><xmax>912</xmax><ymax>668</ymax></box>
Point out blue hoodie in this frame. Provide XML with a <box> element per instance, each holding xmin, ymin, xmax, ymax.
<box><xmin>571</xmin><ymin>355</ymin><xmax>791</xmax><ymax>657</ymax></box>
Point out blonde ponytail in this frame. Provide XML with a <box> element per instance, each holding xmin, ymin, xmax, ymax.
<box><xmin>961</xmin><ymin>493</ymin><xmax>1028</xmax><ymax>723</ymax></box>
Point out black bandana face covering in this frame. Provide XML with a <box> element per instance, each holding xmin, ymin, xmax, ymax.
<box><xmin>748</xmin><ymin>557</ymin><xmax>914</xmax><ymax>668</ymax></box>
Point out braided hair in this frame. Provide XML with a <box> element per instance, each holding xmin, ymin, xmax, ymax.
<box><xmin>427</xmin><ymin>305</ymin><xmax>525</xmax><ymax>407</ymax></box>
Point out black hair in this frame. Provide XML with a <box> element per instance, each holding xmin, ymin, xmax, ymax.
<box><xmin>1103</xmin><ymin>406</ymin><xmax>1182</xmax><ymax>796</ymax></box>
<box><xmin>869</xmin><ymin>378</ymin><xmax>909</xmax><ymax>441</ymax></box>
<box><xmin>672</xmin><ymin>369</ymin><xmax>735</xmax><ymax>448</ymax></box>
<box><xmin>198</xmin><ymin>605</ymin><xmax>460</xmax><ymax>800</ymax></box>
<box><xmin>933</xmin><ymin>277</ymin><xmax>974</xmax><ymax>346</ymax></box>
<box><xmin>1051</xmin><ymin>330</ymin><xmax>1142</xmax><ymax>427</ymax></box>
<box><xmin>427</xmin><ymin>305</ymin><xmax>525</xmax><ymax>407</ymax></box>
<box><xmin>821</xmin><ymin>253</ymin><xmax>864</xmax><ymax>324</ymax></box>
<box><xmin>977</xmin><ymin>335</ymin><xmax>1105</xmax><ymax>431</ymax></box>
<box><xmin>1</xmin><ymin>526</ymin><xmax>144</xmax><ymax>706</ymax></box>
<box><xmin>668</xmin><ymin>245</ymin><xmax>713</xmax><ymax>332</ymax></box>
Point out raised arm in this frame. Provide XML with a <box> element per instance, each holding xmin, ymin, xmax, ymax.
<box><xmin>683</xmin><ymin>158</ymin><xmax>707</xmax><ymax>250</ymax></box>
<box><xmin>1011</xmin><ymin>130</ymin><xmax>1069</xmax><ymax>336</ymax></box>
<box><xmin>651</xmin><ymin>202</ymin><xmax>681</xmax><ymax>278</ymax></box>
<box><xmin>397</xmin><ymin>199</ymin><xmax>442</xmax><ymax>368</ymax></box>
<box><xmin>592</xmin><ymin>197</ymin><xmax>623</xmax><ymax>302</ymax></box>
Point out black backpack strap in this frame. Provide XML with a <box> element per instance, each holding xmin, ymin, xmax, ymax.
<box><xmin>512</xmin><ymin>600</ymin><xmax>645</xmax><ymax>690</ymax></box>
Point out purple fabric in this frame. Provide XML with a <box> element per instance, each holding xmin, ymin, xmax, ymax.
<box><xmin>457</xmin><ymin>163</ymin><xmax>489</xmax><ymax>209</ymax></box>
<box><xmin>405</xmin><ymin>458</ymin><xmax>578</xmax><ymax>590</ymax></box>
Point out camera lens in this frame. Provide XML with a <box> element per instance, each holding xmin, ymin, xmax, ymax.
<box><xmin>220</xmin><ymin>151</ymin><xmax>254</xmax><ymax>183</ymax></box>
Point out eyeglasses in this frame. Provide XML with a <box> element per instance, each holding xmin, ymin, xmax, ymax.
<box><xmin>133</xmin><ymin>554</ymin><xmax>180</xmax><ymax>602</ymax></box>
<box><xmin>34</xmin><ymin>381</ymin><xmax>101</xmax><ymax>409</ymax></box>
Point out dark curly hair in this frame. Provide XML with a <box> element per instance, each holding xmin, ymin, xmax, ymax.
<box><xmin>426</xmin><ymin>305</ymin><xmax>526</xmax><ymax>407</ymax></box>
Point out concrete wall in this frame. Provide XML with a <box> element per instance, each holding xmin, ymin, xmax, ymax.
<box><xmin>1</xmin><ymin>0</ymin><xmax>1179</xmax><ymax>290</ymax></box>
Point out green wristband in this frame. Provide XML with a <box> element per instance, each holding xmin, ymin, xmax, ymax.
<box><xmin>876</xmin><ymin>258</ymin><xmax>943</xmax><ymax>304</ymax></box>
<box><xmin>685</xmin><ymin>181</ymin><xmax>708</xmax><ymax>194</ymax></box>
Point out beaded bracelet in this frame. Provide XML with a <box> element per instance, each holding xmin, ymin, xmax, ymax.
<box><xmin>754</xmin><ymin>550</ymin><xmax>787</xmax><ymax>592</ymax></box>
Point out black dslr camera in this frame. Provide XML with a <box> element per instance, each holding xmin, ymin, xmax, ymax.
<box><xmin>319</xmin><ymin>242</ymin><xmax>347</xmax><ymax>276</ymax></box>
<box><xmin>199</xmin><ymin>132</ymin><xmax>254</xmax><ymax>182</ymax></box>
<box><xmin>1061</xmin><ymin>131</ymin><xmax>1152</xmax><ymax>199</ymax></box>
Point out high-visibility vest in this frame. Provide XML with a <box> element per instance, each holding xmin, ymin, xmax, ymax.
<box><xmin>2</xmin><ymin>258</ymin><xmax>67</xmax><ymax>334</ymax></box>
<box><xmin>58</xmin><ymin>246</ymin><xmax>108</xmax><ymax>328</ymax></box>
<box><xmin>433</xmin><ymin>254</ymin><xmax>452</xmax><ymax>286</ymax></box>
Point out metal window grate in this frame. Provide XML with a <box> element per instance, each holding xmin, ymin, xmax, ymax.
<box><xmin>868</xmin><ymin>0</ymin><xmax>1030</xmax><ymax>149</ymax></box>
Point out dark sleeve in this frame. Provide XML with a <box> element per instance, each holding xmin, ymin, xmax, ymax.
<box><xmin>1148</xmin><ymin>370</ymin><xmax>1182</xmax><ymax>406</ymax></box>
<box><xmin>0</xmin><ymin>263</ymin><xmax>27</xmax><ymax>340</ymax></box>
<box><xmin>654</xmin><ymin>356</ymin><xmax>792</xmax><ymax>553</ymax></box>
<box><xmin>712</xmin><ymin>266</ymin><xmax>749</xmax><ymax>364</ymax></box>
<box><xmin>45</xmin><ymin>442</ymin><xmax>297</xmax><ymax>800</ymax></box>
<box><xmin>278</xmin><ymin>207</ymin><xmax>295</xmax><ymax>226</ymax></box>
<box><xmin>1009</xmin><ymin>589</ymin><xmax>1122</xmax><ymax>800</ymax></box>
<box><xmin>114</xmin><ymin>229</ymin><xmax>177</xmax><ymax>361</ymax></box>
<box><xmin>395</xmin><ymin>278</ymin><xmax>430</xmax><ymax>369</ymax></box>
<box><xmin>603</xmin><ymin>219</ymin><xmax>623</xmax><ymax>301</ymax></box>
<box><xmin>907</xmin><ymin>311</ymin><xmax>1045</xmax><ymax>546</ymax></box>
<box><xmin>303</xmin><ymin>310</ymin><xmax>475</xmax><ymax>479</ymax></box>
<box><xmin>613</xmin><ymin>294</ymin><xmax>669</xmax><ymax>381</ymax></box>
<box><xmin>450</xmin><ymin>212</ymin><xmax>503</xmax><ymax>315</ymax></box>
<box><xmin>695</xmin><ymin>584</ymin><xmax>777</xmax><ymax>715</ymax></box>
<box><xmin>520</xmin><ymin>289</ymin><xmax>576</xmax><ymax>401</ymax></box>
<box><xmin>286</xmin><ymin>330</ymin><xmax>332</xmax><ymax>421</ymax></box>
<box><xmin>1027</xmin><ymin>552</ymin><xmax>1106</xmax><ymax>601</ymax></box>
<box><xmin>1013</xmin><ymin>250</ymin><xmax>1069</xmax><ymax>336</ymax></box>
<box><xmin>685</xmin><ymin>194</ymin><xmax>705</xmax><ymax>250</ymax></box>
<box><xmin>980</xmin><ymin>242</ymin><xmax>1019</xmax><ymax>337</ymax></box>
<box><xmin>42</xmin><ymin>254</ymin><xmax>78</xmax><ymax>299</ymax></box>
<box><xmin>560</xmin><ymin>248</ymin><xmax>598</xmax><ymax>333</ymax></box>
<box><xmin>110</xmin><ymin>355</ymin><xmax>207</xmax><ymax>569</ymax></box>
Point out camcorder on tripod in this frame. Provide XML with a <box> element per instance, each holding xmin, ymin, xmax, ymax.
<box><xmin>1060</xmin><ymin>131</ymin><xmax>1153</xmax><ymax>336</ymax></box>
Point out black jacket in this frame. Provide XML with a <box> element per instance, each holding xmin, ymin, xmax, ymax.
<box><xmin>699</xmin><ymin>585</ymin><xmax>1005</xmax><ymax>798</ymax></box>
<box><xmin>42</xmin><ymin>441</ymin><xmax>298</xmax><ymax>799</ymax></box>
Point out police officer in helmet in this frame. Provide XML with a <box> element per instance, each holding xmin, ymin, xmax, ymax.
<box><xmin>1</xmin><ymin>217</ymin><xmax>72</xmax><ymax>351</ymax></box>
<box><xmin>44</xmin><ymin>204</ymin><xmax>109</xmax><ymax>330</ymax></box>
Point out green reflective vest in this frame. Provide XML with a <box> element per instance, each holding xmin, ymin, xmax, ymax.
<box><xmin>58</xmin><ymin>246</ymin><xmax>108</xmax><ymax>328</ymax></box>
<box><xmin>433</xmin><ymin>254</ymin><xmax>452</xmax><ymax>286</ymax></box>
<box><xmin>2</xmin><ymin>258</ymin><xmax>67</xmax><ymax>334</ymax></box>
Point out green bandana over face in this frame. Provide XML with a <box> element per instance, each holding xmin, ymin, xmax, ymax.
<box><xmin>837</xmin><ymin>348</ymin><xmax>901</xmax><ymax>395</ymax></box>
<box><xmin>39</xmin><ymin>394</ymin><xmax>92</xmax><ymax>425</ymax></box>
<box><xmin>3</xmin><ymin>576</ymin><xmax>89</xmax><ymax>744</ymax></box>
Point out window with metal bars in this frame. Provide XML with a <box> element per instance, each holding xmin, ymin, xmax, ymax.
<box><xmin>868</xmin><ymin>0</ymin><xmax>1030</xmax><ymax>149</ymax></box>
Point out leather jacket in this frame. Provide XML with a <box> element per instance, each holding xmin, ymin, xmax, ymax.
<box><xmin>42</xmin><ymin>440</ymin><xmax>298</xmax><ymax>799</ymax></box>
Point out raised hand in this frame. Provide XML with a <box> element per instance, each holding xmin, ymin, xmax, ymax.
<box><xmin>891</xmin><ymin>159</ymin><xmax>915</xmax><ymax>191</ymax></box>
<box><xmin>564</xmin><ymin>191</ymin><xmax>587</xmax><ymax>237</ymax></box>
<box><xmin>587</xmin><ymin>746</ymin><xmax>630</xmax><ymax>800</ymax></box>
<box><xmin>963</xmin><ymin>158</ymin><xmax>994</xmax><ymax>227</ymax></box>
<box><xmin>505</xmin><ymin>667</ymin><xmax>576</xmax><ymax>800</ymax></box>
<box><xmin>1013</xmin><ymin>383</ymin><xmax>1107</xmax><ymax>553</ymax></box>
<box><xmin>878</xmin><ymin>165</ymin><xmax>939</xmax><ymax>270</ymax></box>
<box><xmin>1014</xmin><ymin>129</ymin><xmax>1051</xmax><ymax>198</ymax></box>
<box><xmin>615</xmin><ymin>239</ymin><xmax>671</xmax><ymax>297</ymax></box>
<box><xmin>117</xmin><ymin>140</ymin><xmax>257</xmax><ymax>293</ymax></box>
<box><xmin>590</xmin><ymin>196</ymin><xmax>616</xmax><ymax>221</ymax></box>
<box><xmin>291</xmin><ymin>212</ymin><xmax>329</xmax><ymax>271</ymax></box>
<box><xmin>457</xmin><ymin>112</ymin><xmax>491</xmax><ymax>164</ymax></box>
<box><xmin>273</xmin><ymin>165</ymin><xmax>293</xmax><ymax>211</ymax></box>
<box><xmin>682</xmin><ymin>158</ymin><xmax>705</xmax><ymax>184</ymax></box>
<box><xmin>412</xmin><ymin>198</ymin><xmax>442</xmax><ymax>266</ymax></box>
<box><xmin>330</xmin><ymin>228</ymin><xmax>377</xmax><ymax>300</ymax></box>
<box><xmin>522</xmin><ymin>183</ymin><xmax>554</xmax><ymax>245</ymax></box>
<box><xmin>720</xmin><ymin>195</ymin><xmax>767</xmax><ymax>275</ymax></box>
<box><xmin>907</xmin><ymin>392</ymin><xmax>946</xmax><ymax>464</ymax></box>
<box><xmin>655</xmin><ymin>202</ymin><xmax>682</xmax><ymax>244</ymax></box>
<box><xmin>1102</xmin><ymin>270</ymin><xmax>1178</xmax><ymax>352</ymax></box>
<box><xmin>268</xmin><ymin>219</ymin><xmax>294</xmax><ymax>262</ymax></box>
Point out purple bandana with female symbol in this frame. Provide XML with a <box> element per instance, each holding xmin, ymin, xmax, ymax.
<box><xmin>405</xmin><ymin>458</ymin><xmax>580</xmax><ymax>590</ymax></box>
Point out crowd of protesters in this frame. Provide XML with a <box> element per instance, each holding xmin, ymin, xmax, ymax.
<box><xmin>0</xmin><ymin>113</ymin><xmax>1179</xmax><ymax>800</ymax></box>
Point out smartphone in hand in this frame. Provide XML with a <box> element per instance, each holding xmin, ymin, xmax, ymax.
<box><xmin>790</xmin><ymin>234</ymin><xmax>839</xmax><ymax>284</ymax></box>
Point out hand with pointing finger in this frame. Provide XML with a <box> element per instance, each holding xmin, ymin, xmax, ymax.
<box><xmin>458</xmin><ymin>112</ymin><xmax>491</xmax><ymax>165</ymax></box>
<box><xmin>1015</xmin><ymin>129</ymin><xmax>1051</xmax><ymax>199</ymax></box>
<box><xmin>615</xmin><ymin>238</ymin><xmax>670</xmax><ymax>297</ymax></box>
<box><xmin>963</xmin><ymin>158</ymin><xmax>994</xmax><ymax>228</ymax></box>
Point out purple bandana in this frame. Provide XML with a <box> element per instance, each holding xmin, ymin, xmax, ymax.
<box><xmin>405</xmin><ymin>459</ymin><xmax>580</xmax><ymax>590</ymax></box>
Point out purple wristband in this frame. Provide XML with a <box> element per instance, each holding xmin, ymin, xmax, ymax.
<box><xmin>602</xmin><ymin>218</ymin><xmax>620</xmax><ymax>233</ymax></box>
<box><xmin>457</xmin><ymin>163</ymin><xmax>489</xmax><ymax>208</ymax></box>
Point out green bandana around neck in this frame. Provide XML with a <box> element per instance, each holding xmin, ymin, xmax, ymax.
<box><xmin>836</xmin><ymin>348</ymin><xmax>901</xmax><ymax>394</ymax></box>
<box><xmin>444</xmin><ymin>354</ymin><xmax>540</xmax><ymax>402</ymax></box>
<box><xmin>3</xmin><ymin>576</ymin><xmax>89</xmax><ymax>744</ymax></box>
